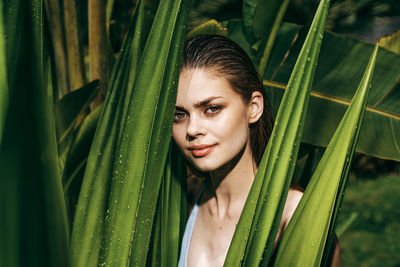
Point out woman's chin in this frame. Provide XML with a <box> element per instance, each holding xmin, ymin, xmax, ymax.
<box><xmin>189</xmin><ymin>159</ymin><xmax>220</xmax><ymax>173</ymax></box>
<box><xmin>192</xmin><ymin>164</ymin><xmax>216</xmax><ymax>173</ymax></box>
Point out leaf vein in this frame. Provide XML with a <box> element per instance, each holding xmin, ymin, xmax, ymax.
<box><xmin>264</xmin><ymin>81</ymin><xmax>400</xmax><ymax>120</ymax></box>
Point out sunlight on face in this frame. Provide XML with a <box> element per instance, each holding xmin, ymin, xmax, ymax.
<box><xmin>172</xmin><ymin>68</ymin><xmax>253</xmax><ymax>173</ymax></box>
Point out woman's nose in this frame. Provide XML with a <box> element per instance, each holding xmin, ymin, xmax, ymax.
<box><xmin>186</xmin><ymin>116</ymin><xmax>206</xmax><ymax>138</ymax></box>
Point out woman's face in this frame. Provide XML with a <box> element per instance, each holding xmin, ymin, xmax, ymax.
<box><xmin>172</xmin><ymin>68</ymin><xmax>256</xmax><ymax>173</ymax></box>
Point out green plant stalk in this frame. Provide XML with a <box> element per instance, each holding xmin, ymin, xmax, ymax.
<box><xmin>225</xmin><ymin>0</ymin><xmax>331</xmax><ymax>266</ymax></box>
<box><xmin>335</xmin><ymin>212</ymin><xmax>358</xmax><ymax>238</ymax></box>
<box><xmin>106</xmin><ymin>0</ymin><xmax>115</xmax><ymax>25</ymax></box>
<box><xmin>95</xmin><ymin>0</ymin><xmax>190</xmax><ymax>265</ymax></box>
<box><xmin>63</xmin><ymin>0</ymin><xmax>86</xmax><ymax>90</ymax></box>
<box><xmin>44</xmin><ymin>0</ymin><xmax>69</xmax><ymax>97</ymax></box>
<box><xmin>242</xmin><ymin>0</ymin><xmax>290</xmax><ymax>66</ymax></box>
<box><xmin>257</xmin><ymin>0</ymin><xmax>290</xmax><ymax>77</ymax></box>
<box><xmin>242</xmin><ymin>0</ymin><xmax>280</xmax><ymax>39</ymax></box>
<box><xmin>70</xmin><ymin>1</ymin><xmax>154</xmax><ymax>266</ymax></box>
<box><xmin>0</xmin><ymin>1</ymin><xmax>70</xmax><ymax>266</ymax></box>
<box><xmin>0</xmin><ymin>0</ymin><xmax>8</xmax><ymax>143</ymax></box>
<box><xmin>273</xmin><ymin>43</ymin><xmax>379</xmax><ymax>267</ymax></box>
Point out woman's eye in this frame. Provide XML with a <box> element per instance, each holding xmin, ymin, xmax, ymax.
<box><xmin>205</xmin><ymin>105</ymin><xmax>221</xmax><ymax>114</ymax></box>
<box><xmin>174</xmin><ymin>112</ymin><xmax>188</xmax><ymax>121</ymax></box>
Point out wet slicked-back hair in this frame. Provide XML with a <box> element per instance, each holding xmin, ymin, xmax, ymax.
<box><xmin>181</xmin><ymin>34</ymin><xmax>274</xmax><ymax>165</ymax></box>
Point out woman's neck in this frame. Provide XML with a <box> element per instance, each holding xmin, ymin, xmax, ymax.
<box><xmin>205</xmin><ymin>143</ymin><xmax>256</xmax><ymax>219</ymax></box>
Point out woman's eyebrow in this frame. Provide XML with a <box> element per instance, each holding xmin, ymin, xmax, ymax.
<box><xmin>194</xmin><ymin>96</ymin><xmax>223</xmax><ymax>108</ymax></box>
<box><xmin>175</xmin><ymin>106</ymin><xmax>186</xmax><ymax>112</ymax></box>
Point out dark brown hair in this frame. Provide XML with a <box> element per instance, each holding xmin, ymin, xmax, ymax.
<box><xmin>182</xmin><ymin>34</ymin><xmax>274</xmax><ymax>165</ymax></box>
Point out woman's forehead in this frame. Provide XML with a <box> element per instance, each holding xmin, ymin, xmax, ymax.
<box><xmin>177</xmin><ymin>69</ymin><xmax>237</xmax><ymax>102</ymax></box>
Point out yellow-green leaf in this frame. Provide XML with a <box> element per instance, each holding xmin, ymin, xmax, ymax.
<box><xmin>379</xmin><ymin>29</ymin><xmax>400</xmax><ymax>54</ymax></box>
<box><xmin>225</xmin><ymin>0</ymin><xmax>331</xmax><ymax>265</ymax></box>
<box><xmin>273</xmin><ymin>43</ymin><xmax>379</xmax><ymax>267</ymax></box>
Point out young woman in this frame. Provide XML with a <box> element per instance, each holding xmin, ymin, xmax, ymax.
<box><xmin>172</xmin><ymin>35</ymin><xmax>340</xmax><ymax>267</ymax></box>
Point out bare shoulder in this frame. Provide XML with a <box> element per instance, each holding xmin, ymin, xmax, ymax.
<box><xmin>278</xmin><ymin>188</ymin><xmax>342</xmax><ymax>266</ymax></box>
<box><xmin>275</xmin><ymin>187</ymin><xmax>303</xmax><ymax>245</ymax></box>
<box><xmin>281</xmin><ymin>188</ymin><xmax>303</xmax><ymax>228</ymax></box>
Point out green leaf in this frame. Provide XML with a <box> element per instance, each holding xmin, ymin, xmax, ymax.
<box><xmin>241</xmin><ymin>0</ymin><xmax>290</xmax><ymax>77</ymax></box>
<box><xmin>3</xmin><ymin>0</ymin><xmax>23</xmax><ymax>89</ymax></box>
<box><xmin>273</xmin><ymin>43</ymin><xmax>379</xmax><ymax>267</ymax></box>
<box><xmin>55</xmin><ymin>80</ymin><xmax>98</xmax><ymax>141</ymax></box>
<box><xmin>55</xmin><ymin>80</ymin><xmax>98</xmax><ymax>171</ymax></box>
<box><xmin>0</xmin><ymin>0</ymin><xmax>8</xmax><ymax>143</ymax></box>
<box><xmin>379</xmin><ymin>29</ymin><xmax>400</xmax><ymax>54</ymax></box>
<box><xmin>123</xmin><ymin>0</ymin><xmax>190</xmax><ymax>264</ymax></box>
<box><xmin>242</xmin><ymin>0</ymin><xmax>282</xmax><ymax>39</ymax></box>
<box><xmin>70</xmin><ymin>0</ymin><xmax>156</xmax><ymax>265</ymax></box>
<box><xmin>71</xmin><ymin>0</ymin><xmax>190</xmax><ymax>266</ymax></box>
<box><xmin>225</xmin><ymin>19</ymin><xmax>400</xmax><ymax>161</ymax></box>
<box><xmin>186</xmin><ymin>19</ymin><xmax>228</xmax><ymax>39</ymax></box>
<box><xmin>106</xmin><ymin>0</ymin><xmax>115</xmax><ymax>24</ymax></box>
<box><xmin>225</xmin><ymin>0</ymin><xmax>331</xmax><ymax>265</ymax></box>
<box><xmin>63</xmin><ymin>103</ymin><xmax>102</xmax><ymax>193</ymax></box>
<box><xmin>148</xmin><ymin>143</ymin><xmax>187</xmax><ymax>266</ymax></box>
<box><xmin>263</xmin><ymin>23</ymin><xmax>400</xmax><ymax>161</ymax></box>
<box><xmin>256</xmin><ymin>0</ymin><xmax>290</xmax><ymax>77</ymax></box>
<box><xmin>63</xmin><ymin>103</ymin><xmax>102</xmax><ymax>226</ymax></box>
<box><xmin>187</xmin><ymin>0</ymin><xmax>241</xmax><ymax>30</ymax></box>
<box><xmin>0</xmin><ymin>1</ymin><xmax>70</xmax><ymax>266</ymax></box>
<box><xmin>336</xmin><ymin>212</ymin><xmax>358</xmax><ymax>238</ymax></box>
<box><xmin>221</xmin><ymin>20</ymin><xmax>256</xmax><ymax>59</ymax></box>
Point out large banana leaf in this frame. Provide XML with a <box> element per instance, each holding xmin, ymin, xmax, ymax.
<box><xmin>264</xmin><ymin>24</ymin><xmax>400</xmax><ymax>162</ymax></box>
<box><xmin>0</xmin><ymin>1</ymin><xmax>70</xmax><ymax>266</ymax></box>
<box><xmin>225</xmin><ymin>0</ymin><xmax>330</xmax><ymax>265</ymax></box>
<box><xmin>242</xmin><ymin>0</ymin><xmax>286</xmax><ymax>40</ymax></box>
<box><xmin>226</xmin><ymin>20</ymin><xmax>400</xmax><ymax>161</ymax></box>
<box><xmin>187</xmin><ymin>0</ymin><xmax>241</xmax><ymax>29</ymax></box>
<box><xmin>273</xmin><ymin>43</ymin><xmax>379</xmax><ymax>267</ymax></box>
<box><xmin>242</xmin><ymin>0</ymin><xmax>290</xmax><ymax>76</ymax></box>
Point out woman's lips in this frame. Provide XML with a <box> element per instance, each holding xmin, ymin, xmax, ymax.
<box><xmin>189</xmin><ymin>144</ymin><xmax>216</xmax><ymax>157</ymax></box>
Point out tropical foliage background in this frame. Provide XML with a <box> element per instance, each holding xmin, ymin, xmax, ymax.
<box><xmin>0</xmin><ymin>0</ymin><xmax>399</xmax><ymax>266</ymax></box>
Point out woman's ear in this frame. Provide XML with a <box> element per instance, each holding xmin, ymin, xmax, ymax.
<box><xmin>248</xmin><ymin>91</ymin><xmax>264</xmax><ymax>124</ymax></box>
